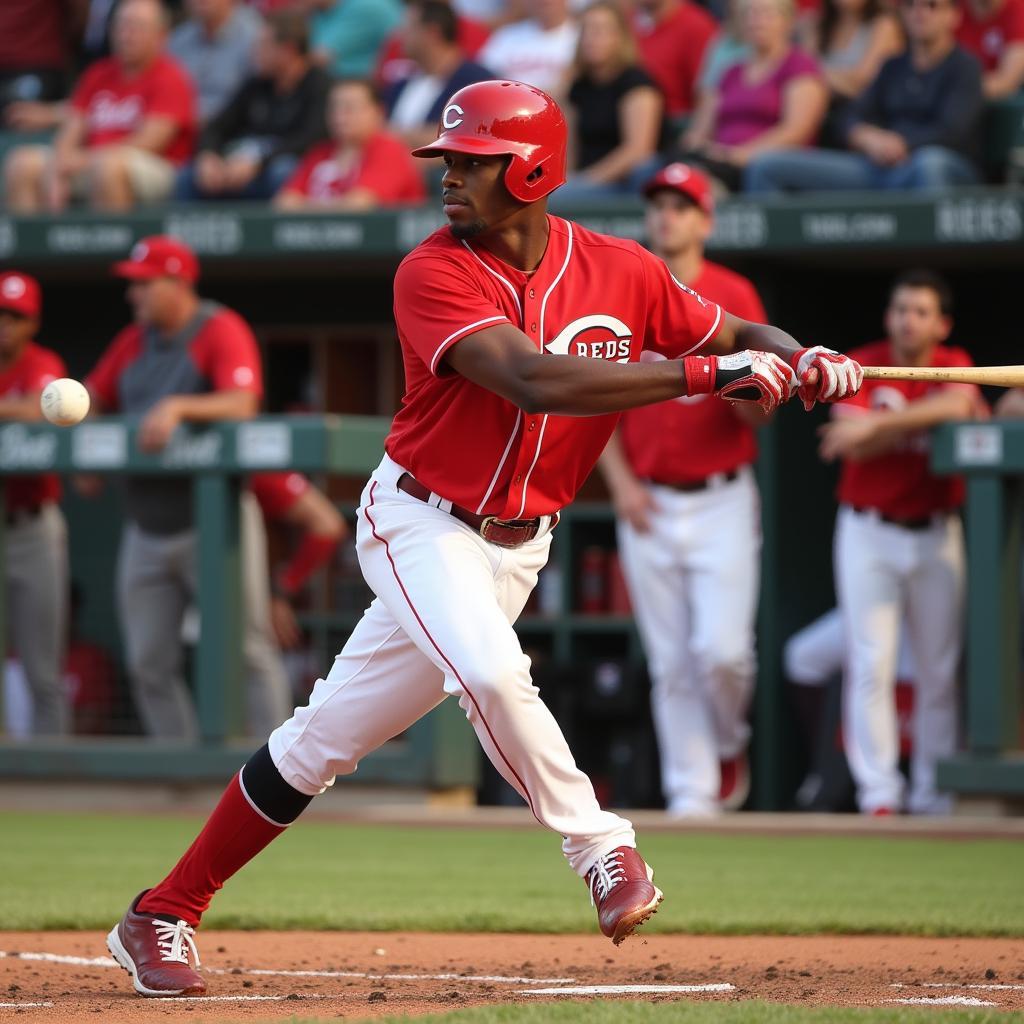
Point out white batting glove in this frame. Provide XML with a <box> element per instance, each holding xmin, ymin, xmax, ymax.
<box><xmin>791</xmin><ymin>346</ymin><xmax>864</xmax><ymax>411</ymax></box>
<box><xmin>714</xmin><ymin>351</ymin><xmax>798</xmax><ymax>413</ymax></box>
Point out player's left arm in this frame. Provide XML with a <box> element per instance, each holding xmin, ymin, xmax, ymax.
<box><xmin>713</xmin><ymin>312</ymin><xmax>863</xmax><ymax>410</ymax></box>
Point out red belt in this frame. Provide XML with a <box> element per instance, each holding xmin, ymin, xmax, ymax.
<box><xmin>396</xmin><ymin>473</ymin><xmax>543</xmax><ymax>549</ymax></box>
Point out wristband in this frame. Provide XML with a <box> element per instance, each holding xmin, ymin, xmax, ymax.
<box><xmin>682</xmin><ymin>355</ymin><xmax>717</xmax><ymax>396</ymax></box>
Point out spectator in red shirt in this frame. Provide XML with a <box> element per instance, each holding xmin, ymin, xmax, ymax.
<box><xmin>634</xmin><ymin>0</ymin><xmax>719</xmax><ymax>118</ymax></box>
<box><xmin>4</xmin><ymin>0</ymin><xmax>196</xmax><ymax>213</ymax></box>
<box><xmin>0</xmin><ymin>271</ymin><xmax>71</xmax><ymax>736</ymax></box>
<box><xmin>275</xmin><ymin>78</ymin><xmax>426</xmax><ymax>210</ymax></box>
<box><xmin>957</xmin><ymin>0</ymin><xmax>1024</xmax><ymax>97</ymax></box>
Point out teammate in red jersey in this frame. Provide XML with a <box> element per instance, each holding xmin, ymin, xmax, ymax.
<box><xmin>820</xmin><ymin>269</ymin><xmax>985</xmax><ymax>816</ymax></box>
<box><xmin>0</xmin><ymin>271</ymin><xmax>70</xmax><ymax>736</ymax></box>
<box><xmin>599</xmin><ymin>163</ymin><xmax>769</xmax><ymax>817</ymax></box>
<box><xmin>106</xmin><ymin>81</ymin><xmax>863</xmax><ymax>998</ymax></box>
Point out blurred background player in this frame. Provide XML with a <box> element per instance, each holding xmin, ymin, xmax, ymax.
<box><xmin>819</xmin><ymin>269</ymin><xmax>984</xmax><ymax>815</ymax></box>
<box><xmin>248</xmin><ymin>471</ymin><xmax>347</xmax><ymax>652</ymax></box>
<box><xmin>0</xmin><ymin>271</ymin><xmax>70</xmax><ymax>736</ymax></box>
<box><xmin>598</xmin><ymin>163</ymin><xmax>769</xmax><ymax>816</ymax></box>
<box><xmin>81</xmin><ymin>236</ymin><xmax>291</xmax><ymax>741</ymax></box>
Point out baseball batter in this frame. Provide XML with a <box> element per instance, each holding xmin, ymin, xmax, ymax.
<box><xmin>106</xmin><ymin>80</ymin><xmax>862</xmax><ymax>998</ymax></box>
<box><xmin>599</xmin><ymin>163</ymin><xmax>768</xmax><ymax>817</ymax></box>
<box><xmin>819</xmin><ymin>269</ymin><xmax>982</xmax><ymax>816</ymax></box>
<box><xmin>0</xmin><ymin>272</ymin><xmax>70</xmax><ymax>736</ymax></box>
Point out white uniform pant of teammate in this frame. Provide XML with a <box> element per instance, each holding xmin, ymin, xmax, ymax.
<box><xmin>834</xmin><ymin>506</ymin><xmax>964</xmax><ymax>814</ymax></box>
<box><xmin>269</xmin><ymin>454</ymin><xmax>636</xmax><ymax>875</ymax></box>
<box><xmin>617</xmin><ymin>469</ymin><xmax>760</xmax><ymax>816</ymax></box>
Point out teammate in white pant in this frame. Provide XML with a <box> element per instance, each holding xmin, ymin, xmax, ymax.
<box><xmin>599</xmin><ymin>164</ymin><xmax>769</xmax><ymax>817</ymax></box>
<box><xmin>105</xmin><ymin>81</ymin><xmax>864</xmax><ymax>999</ymax></box>
<box><xmin>818</xmin><ymin>270</ymin><xmax>985</xmax><ymax>816</ymax></box>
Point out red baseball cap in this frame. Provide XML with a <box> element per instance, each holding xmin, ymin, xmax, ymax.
<box><xmin>113</xmin><ymin>236</ymin><xmax>199</xmax><ymax>284</ymax></box>
<box><xmin>0</xmin><ymin>271</ymin><xmax>41</xmax><ymax>318</ymax></box>
<box><xmin>643</xmin><ymin>162</ymin><xmax>714</xmax><ymax>215</ymax></box>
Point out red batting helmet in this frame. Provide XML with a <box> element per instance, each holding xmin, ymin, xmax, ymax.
<box><xmin>412</xmin><ymin>79</ymin><xmax>567</xmax><ymax>203</ymax></box>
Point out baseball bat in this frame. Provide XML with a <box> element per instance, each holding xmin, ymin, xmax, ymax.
<box><xmin>861</xmin><ymin>365</ymin><xmax>1024</xmax><ymax>388</ymax></box>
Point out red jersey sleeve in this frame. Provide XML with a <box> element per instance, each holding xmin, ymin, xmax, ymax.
<box><xmin>192</xmin><ymin>310</ymin><xmax>264</xmax><ymax>396</ymax></box>
<box><xmin>26</xmin><ymin>347</ymin><xmax>66</xmax><ymax>390</ymax></box>
<box><xmin>250</xmin><ymin>472</ymin><xmax>309</xmax><ymax>519</ymax></box>
<box><xmin>638</xmin><ymin>245</ymin><xmax>723</xmax><ymax>358</ymax></box>
<box><xmin>1005</xmin><ymin>0</ymin><xmax>1024</xmax><ymax>43</ymax></box>
<box><xmin>85</xmin><ymin>326</ymin><xmax>142</xmax><ymax>411</ymax></box>
<box><xmin>70</xmin><ymin>60</ymin><xmax>103</xmax><ymax>113</ymax></box>
<box><xmin>393</xmin><ymin>252</ymin><xmax>513</xmax><ymax>376</ymax></box>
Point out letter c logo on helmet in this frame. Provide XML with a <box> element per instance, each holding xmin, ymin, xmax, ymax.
<box><xmin>442</xmin><ymin>103</ymin><xmax>464</xmax><ymax>129</ymax></box>
<box><xmin>411</xmin><ymin>80</ymin><xmax>568</xmax><ymax>203</ymax></box>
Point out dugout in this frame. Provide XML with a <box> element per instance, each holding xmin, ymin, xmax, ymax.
<box><xmin>1</xmin><ymin>188</ymin><xmax>1022</xmax><ymax>809</ymax></box>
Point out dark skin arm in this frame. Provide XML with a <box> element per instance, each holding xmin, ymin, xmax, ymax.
<box><xmin>444</xmin><ymin>314</ymin><xmax>806</xmax><ymax>416</ymax></box>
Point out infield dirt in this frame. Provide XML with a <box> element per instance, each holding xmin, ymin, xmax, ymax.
<box><xmin>2</xmin><ymin>931</ymin><xmax>1023</xmax><ymax>1021</ymax></box>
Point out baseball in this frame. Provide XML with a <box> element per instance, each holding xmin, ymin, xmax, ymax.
<box><xmin>40</xmin><ymin>377</ymin><xmax>90</xmax><ymax>426</ymax></box>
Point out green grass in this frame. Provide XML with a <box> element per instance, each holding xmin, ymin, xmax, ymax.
<box><xmin>2</xmin><ymin>812</ymin><xmax>1021</xmax><ymax>935</ymax></box>
<box><xmin>232</xmin><ymin>1003</ymin><xmax>1024</xmax><ymax>1024</ymax></box>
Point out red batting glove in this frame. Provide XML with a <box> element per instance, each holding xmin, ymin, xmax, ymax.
<box><xmin>791</xmin><ymin>346</ymin><xmax>864</xmax><ymax>411</ymax></box>
<box><xmin>684</xmin><ymin>351</ymin><xmax>798</xmax><ymax>413</ymax></box>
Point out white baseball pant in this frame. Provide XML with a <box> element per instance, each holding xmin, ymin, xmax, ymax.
<box><xmin>269</xmin><ymin>453</ymin><xmax>636</xmax><ymax>875</ymax></box>
<box><xmin>617</xmin><ymin>468</ymin><xmax>760</xmax><ymax>816</ymax></box>
<box><xmin>834</xmin><ymin>506</ymin><xmax>963</xmax><ymax>815</ymax></box>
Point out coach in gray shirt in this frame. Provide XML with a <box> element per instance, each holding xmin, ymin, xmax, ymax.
<box><xmin>169</xmin><ymin>0</ymin><xmax>263</xmax><ymax>124</ymax></box>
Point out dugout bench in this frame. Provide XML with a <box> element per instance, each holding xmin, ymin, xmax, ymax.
<box><xmin>0</xmin><ymin>415</ymin><xmax>478</xmax><ymax>789</ymax></box>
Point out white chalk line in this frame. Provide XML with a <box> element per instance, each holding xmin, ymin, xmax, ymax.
<box><xmin>888</xmin><ymin>996</ymin><xmax>999</xmax><ymax>1007</ymax></box>
<box><xmin>524</xmin><ymin>984</ymin><xmax>735</xmax><ymax>996</ymax></box>
<box><xmin>0</xmin><ymin>949</ymin><xmax>572</xmax><ymax>985</ymax></box>
<box><xmin>0</xmin><ymin>1003</ymin><xmax>54</xmax><ymax>1009</ymax></box>
<box><xmin>891</xmin><ymin>982</ymin><xmax>1024</xmax><ymax>991</ymax></box>
<box><xmin>237</xmin><ymin>968</ymin><xmax>575</xmax><ymax>984</ymax></box>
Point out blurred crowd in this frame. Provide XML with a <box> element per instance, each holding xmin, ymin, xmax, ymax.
<box><xmin>2</xmin><ymin>0</ymin><xmax>1023</xmax><ymax>214</ymax></box>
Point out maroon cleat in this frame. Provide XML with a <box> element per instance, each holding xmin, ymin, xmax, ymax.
<box><xmin>106</xmin><ymin>890</ymin><xmax>206</xmax><ymax>997</ymax></box>
<box><xmin>586</xmin><ymin>847</ymin><xmax>663</xmax><ymax>945</ymax></box>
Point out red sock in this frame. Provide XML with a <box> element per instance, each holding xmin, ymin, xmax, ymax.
<box><xmin>138</xmin><ymin>773</ymin><xmax>284</xmax><ymax>928</ymax></box>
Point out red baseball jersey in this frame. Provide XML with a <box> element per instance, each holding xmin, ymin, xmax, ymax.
<box><xmin>283</xmin><ymin>134</ymin><xmax>426</xmax><ymax>205</ymax></box>
<box><xmin>387</xmin><ymin>215</ymin><xmax>723</xmax><ymax>519</ymax></box>
<box><xmin>0</xmin><ymin>341</ymin><xmax>65</xmax><ymax>510</ymax></box>
<box><xmin>250</xmin><ymin>471</ymin><xmax>310</xmax><ymax>520</ymax></box>
<box><xmin>957</xmin><ymin>0</ymin><xmax>1024</xmax><ymax>71</ymax></box>
<box><xmin>70</xmin><ymin>54</ymin><xmax>197</xmax><ymax>165</ymax></box>
<box><xmin>836</xmin><ymin>340</ymin><xmax>983</xmax><ymax>518</ymax></box>
<box><xmin>620</xmin><ymin>260</ymin><xmax>767</xmax><ymax>483</ymax></box>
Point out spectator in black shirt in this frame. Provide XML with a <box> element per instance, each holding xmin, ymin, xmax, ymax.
<box><xmin>745</xmin><ymin>0</ymin><xmax>983</xmax><ymax>191</ymax></box>
<box><xmin>176</xmin><ymin>11</ymin><xmax>329</xmax><ymax>200</ymax></box>
<box><xmin>552</xmin><ymin>1</ymin><xmax>663</xmax><ymax>203</ymax></box>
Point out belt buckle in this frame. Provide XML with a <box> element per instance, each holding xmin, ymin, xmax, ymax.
<box><xmin>479</xmin><ymin>515</ymin><xmax>520</xmax><ymax>549</ymax></box>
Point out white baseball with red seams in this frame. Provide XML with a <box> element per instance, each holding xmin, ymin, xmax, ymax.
<box><xmin>268</xmin><ymin>215</ymin><xmax>723</xmax><ymax>875</ymax></box>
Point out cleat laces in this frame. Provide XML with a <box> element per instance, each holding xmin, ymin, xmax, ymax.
<box><xmin>588</xmin><ymin>850</ymin><xmax>626</xmax><ymax>906</ymax></box>
<box><xmin>151</xmin><ymin>918</ymin><xmax>201</xmax><ymax>968</ymax></box>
